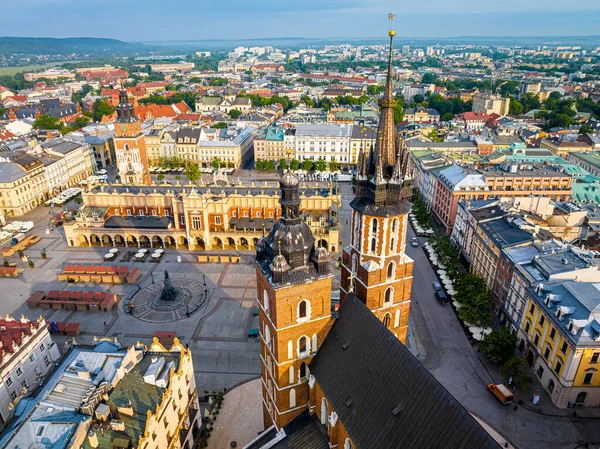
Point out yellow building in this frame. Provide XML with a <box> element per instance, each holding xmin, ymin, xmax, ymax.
<box><xmin>253</xmin><ymin>127</ymin><xmax>295</xmax><ymax>162</ymax></box>
<box><xmin>64</xmin><ymin>178</ymin><xmax>341</xmax><ymax>252</ymax></box>
<box><xmin>521</xmin><ymin>281</ymin><xmax>600</xmax><ymax>407</ymax></box>
<box><xmin>0</xmin><ymin>154</ymin><xmax>47</xmax><ymax>218</ymax></box>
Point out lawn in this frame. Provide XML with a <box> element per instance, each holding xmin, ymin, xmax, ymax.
<box><xmin>0</xmin><ymin>61</ymin><xmax>83</xmax><ymax>76</ymax></box>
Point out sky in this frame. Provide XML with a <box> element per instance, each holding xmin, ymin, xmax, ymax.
<box><xmin>2</xmin><ymin>0</ymin><xmax>600</xmax><ymax>41</ymax></box>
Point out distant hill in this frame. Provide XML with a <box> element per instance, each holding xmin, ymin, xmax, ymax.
<box><xmin>0</xmin><ymin>37</ymin><xmax>148</xmax><ymax>56</ymax></box>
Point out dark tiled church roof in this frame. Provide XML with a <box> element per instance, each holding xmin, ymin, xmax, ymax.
<box><xmin>246</xmin><ymin>410</ymin><xmax>329</xmax><ymax>449</ymax></box>
<box><xmin>309</xmin><ymin>295</ymin><xmax>501</xmax><ymax>449</ymax></box>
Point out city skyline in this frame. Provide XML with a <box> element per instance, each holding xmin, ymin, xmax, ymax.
<box><xmin>2</xmin><ymin>0</ymin><xmax>600</xmax><ymax>41</ymax></box>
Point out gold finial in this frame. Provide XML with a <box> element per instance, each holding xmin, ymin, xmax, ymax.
<box><xmin>388</xmin><ymin>13</ymin><xmax>396</xmax><ymax>37</ymax></box>
<box><xmin>348</xmin><ymin>273</ymin><xmax>356</xmax><ymax>293</ymax></box>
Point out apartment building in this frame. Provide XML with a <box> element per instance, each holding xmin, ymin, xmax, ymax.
<box><xmin>0</xmin><ymin>340</ymin><xmax>201</xmax><ymax>448</ymax></box>
<box><xmin>541</xmin><ymin>138</ymin><xmax>592</xmax><ymax>159</ymax></box>
<box><xmin>0</xmin><ymin>315</ymin><xmax>60</xmax><ymax>426</ymax></box>
<box><xmin>41</xmin><ymin>138</ymin><xmax>96</xmax><ymax>195</ymax></box>
<box><xmin>472</xmin><ymin>92</ymin><xmax>510</xmax><ymax>116</ymax></box>
<box><xmin>0</xmin><ymin>153</ymin><xmax>48</xmax><ymax>218</ymax></box>
<box><xmin>521</xmin><ymin>281</ymin><xmax>600</xmax><ymax>407</ymax></box>
<box><xmin>253</xmin><ymin>126</ymin><xmax>296</xmax><ymax>162</ymax></box>
<box><xmin>294</xmin><ymin>124</ymin><xmax>353</xmax><ymax>167</ymax></box>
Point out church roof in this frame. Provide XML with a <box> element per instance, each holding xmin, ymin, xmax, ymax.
<box><xmin>246</xmin><ymin>410</ymin><xmax>329</xmax><ymax>449</ymax></box>
<box><xmin>309</xmin><ymin>295</ymin><xmax>501</xmax><ymax>449</ymax></box>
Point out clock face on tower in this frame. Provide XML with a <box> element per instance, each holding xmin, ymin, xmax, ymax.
<box><xmin>120</xmin><ymin>124</ymin><xmax>128</xmax><ymax>134</ymax></box>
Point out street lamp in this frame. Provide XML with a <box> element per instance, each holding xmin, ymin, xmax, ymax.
<box><xmin>151</xmin><ymin>271</ymin><xmax>154</xmax><ymax>284</ymax></box>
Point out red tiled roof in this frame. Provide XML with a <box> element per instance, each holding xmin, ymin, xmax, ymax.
<box><xmin>0</xmin><ymin>130</ymin><xmax>15</xmax><ymax>141</ymax></box>
<box><xmin>0</xmin><ymin>317</ymin><xmax>38</xmax><ymax>360</ymax></box>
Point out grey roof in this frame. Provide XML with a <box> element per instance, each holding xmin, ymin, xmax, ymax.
<box><xmin>0</xmin><ymin>162</ymin><xmax>27</xmax><ymax>182</ymax></box>
<box><xmin>479</xmin><ymin>216</ymin><xmax>534</xmax><ymax>249</ymax></box>
<box><xmin>295</xmin><ymin>124</ymin><xmax>353</xmax><ymax>138</ymax></box>
<box><xmin>104</xmin><ymin>215</ymin><xmax>174</xmax><ymax>229</ymax></box>
<box><xmin>246</xmin><ymin>411</ymin><xmax>329</xmax><ymax>449</ymax></box>
<box><xmin>42</xmin><ymin>138</ymin><xmax>83</xmax><ymax>155</ymax></box>
<box><xmin>309</xmin><ymin>295</ymin><xmax>501</xmax><ymax>449</ymax></box>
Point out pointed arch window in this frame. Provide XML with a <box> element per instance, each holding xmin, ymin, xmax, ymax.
<box><xmin>300</xmin><ymin>362</ymin><xmax>308</xmax><ymax>380</ymax></box>
<box><xmin>383</xmin><ymin>313</ymin><xmax>391</xmax><ymax>329</ymax></box>
<box><xmin>384</xmin><ymin>287</ymin><xmax>393</xmax><ymax>304</ymax></box>
<box><xmin>387</xmin><ymin>262</ymin><xmax>395</xmax><ymax>280</ymax></box>
<box><xmin>299</xmin><ymin>300</ymin><xmax>307</xmax><ymax>319</ymax></box>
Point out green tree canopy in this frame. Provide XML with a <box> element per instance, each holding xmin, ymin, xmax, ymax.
<box><xmin>315</xmin><ymin>158</ymin><xmax>327</xmax><ymax>172</ymax></box>
<box><xmin>229</xmin><ymin>109</ymin><xmax>242</xmax><ymax>119</ymax></box>
<box><xmin>211</xmin><ymin>122</ymin><xmax>228</xmax><ymax>129</ymax></box>
<box><xmin>302</xmin><ymin>159</ymin><xmax>313</xmax><ymax>171</ymax></box>
<box><xmin>92</xmin><ymin>100</ymin><xmax>115</xmax><ymax>122</ymax></box>
<box><xmin>211</xmin><ymin>157</ymin><xmax>221</xmax><ymax>170</ymax></box>
<box><xmin>501</xmin><ymin>356</ymin><xmax>532</xmax><ymax>391</ymax></box>
<box><xmin>264</xmin><ymin>160</ymin><xmax>276</xmax><ymax>171</ymax></box>
<box><xmin>290</xmin><ymin>159</ymin><xmax>300</xmax><ymax>170</ymax></box>
<box><xmin>33</xmin><ymin>113</ymin><xmax>62</xmax><ymax>130</ymax></box>
<box><xmin>509</xmin><ymin>97</ymin><xmax>523</xmax><ymax>115</ymax></box>
<box><xmin>255</xmin><ymin>158</ymin><xmax>264</xmax><ymax>170</ymax></box>
<box><xmin>157</xmin><ymin>174</ymin><xmax>165</xmax><ymax>182</ymax></box>
<box><xmin>278</xmin><ymin>158</ymin><xmax>287</xmax><ymax>171</ymax></box>
<box><xmin>479</xmin><ymin>328</ymin><xmax>518</xmax><ymax>364</ymax></box>
<box><xmin>73</xmin><ymin>116</ymin><xmax>90</xmax><ymax>129</ymax></box>
<box><xmin>184</xmin><ymin>163</ymin><xmax>201</xmax><ymax>183</ymax></box>
<box><xmin>579</xmin><ymin>124</ymin><xmax>593</xmax><ymax>135</ymax></box>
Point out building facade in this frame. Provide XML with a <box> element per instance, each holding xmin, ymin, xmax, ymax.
<box><xmin>0</xmin><ymin>315</ymin><xmax>60</xmax><ymax>426</ymax></box>
<box><xmin>113</xmin><ymin>90</ymin><xmax>151</xmax><ymax>185</ymax></box>
<box><xmin>472</xmin><ymin>92</ymin><xmax>510</xmax><ymax>116</ymax></box>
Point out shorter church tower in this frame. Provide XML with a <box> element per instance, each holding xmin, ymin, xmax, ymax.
<box><xmin>113</xmin><ymin>90</ymin><xmax>151</xmax><ymax>185</ymax></box>
<box><xmin>255</xmin><ymin>164</ymin><xmax>334</xmax><ymax>430</ymax></box>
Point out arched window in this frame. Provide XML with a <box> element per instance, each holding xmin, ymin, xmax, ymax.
<box><xmin>265</xmin><ymin>326</ymin><xmax>271</xmax><ymax>349</ymax></box>
<box><xmin>383</xmin><ymin>313</ymin><xmax>391</xmax><ymax>329</ymax></box>
<box><xmin>124</xmin><ymin>144</ymin><xmax>130</xmax><ymax>151</ymax></box>
<box><xmin>289</xmin><ymin>388</ymin><xmax>296</xmax><ymax>407</ymax></box>
<box><xmin>300</xmin><ymin>362</ymin><xmax>307</xmax><ymax>380</ymax></box>
<box><xmin>298</xmin><ymin>300</ymin><xmax>310</xmax><ymax>320</ymax></box>
<box><xmin>321</xmin><ymin>398</ymin><xmax>328</xmax><ymax>426</ymax></box>
<box><xmin>352</xmin><ymin>253</ymin><xmax>358</xmax><ymax>273</ymax></box>
<box><xmin>391</xmin><ymin>218</ymin><xmax>398</xmax><ymax>232</ymax></box>
<box><xmin>548</xmin><ymin>379</ymin><xmax>555</xmax><ymax>393</ymax></box>
<box><xmin>576</xmin><ymin>392</ymin><xmax>587</xmax><ymax>405</ymax></box>
<box><xmin>390</xmin><ymin>237</ymin><xmax>395</xmax><ymax>252</ymax></box>
<box><xmin>370</xmin><ymin>237</ymin><xmax>376</xmax><ymax>252</ymax></box>
<box><xmin>299</xmin><ymin>336</ymin><xmax>309</xmax><ymax>356</ymax></box>
<box><xmin>345</xmin><ymin>439</ymin><xmax>353</xmax><ymax>449</ymax></box>
<box><xmin>372</xmin><ymin>218</ymin><xmax>378</xmax><ymax>234</ymax></box>
<box><xmin>387</xmin><ymin>262</ymin><xmax>395</xmax><ymax>280</ymax></box>
<box><xmin>263</xmin><ymin>290</ymin><xmax>269</xmax><ymax>313</ymax></box>
<box><xmin>384</xmin><ymin>287</ymin><xmax>393</xmax><ymax>304</ymax></box>
<box><xmin>289</xmin><ymin>365</ymin><xmax>294</xmax><ymax>384</ymax></box>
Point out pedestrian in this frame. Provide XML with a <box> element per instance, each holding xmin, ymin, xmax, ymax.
<box><xmin>103</xmin><ymin>321</ymin><xmax>107</xmax><ymax>327</ymax></box>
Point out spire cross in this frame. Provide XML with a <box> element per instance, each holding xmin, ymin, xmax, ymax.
<box><xmin>348</xmin><ymin>273</ymin><xmax>356</xmax><ymax>293</ymax></box>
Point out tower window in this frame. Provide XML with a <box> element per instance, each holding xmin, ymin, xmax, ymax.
<box><xmin>387</xmin><ymin>262</ymin><xmax>395</xmax><ymax>280</ymax></box>
<box><xmin>384</xmin><ymin>287</ymin><xmax>393</xmax><ymax>304</ymax></box>
<box><xmin>297</xmin><ymin>300</ymin><xmax>310</xmax><ymax>321</ymax></box>
<box><xmin>370</xmin><ymin>238</ymin><xmax>376</xmax><ymax>252</ymax></box>
<box><xmin>383</xmin><ymin>313</ymin><xmax>391</xmax><ymax>329</ymax></box>
<box><xmin>298</xmin><ymin>336</ymin><xmax>310</xmax><ymax>356</ymax></box>
<box><xmin>300</xmin><ymin>362</ymin><xmax>308</xmax><ymax>380</ymax></box>
<box><xmin>372</xmin><ymin>218</ymin><xmax>378</xmax><ymax>234</ymax></box>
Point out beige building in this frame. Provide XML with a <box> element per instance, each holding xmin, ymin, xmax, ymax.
<box><xmin>23</xmin><ymin>68</ymin><xmax>75</xmax><ymax>82</ymax></box>
<box><xmin>0</xmin><ymin>154</ymin><xmax>48</xmax><ymax>218</ymax></box>
<box><xmin>64</xmin><ymin>179</ymin><xmax>341</xmax><ymax>253</ymax></box>
<box><xmin>472</xmin><ymin>92</ymin><xmax>510</xmax><ymax>116</ymax></box>
<box><xmin>41</xmin><ymin>138</ymin><xmax>96</xmax><ymax>195</ymax></box>
<box><xmin>540</xmin><ymin>138</ymin><xmax>592</xmax><ymax>159</ymax></box>
<box><xmin>2</xmin><ymin>339</ymin><xmax>201</xmax><ymax>449</ymax></box>
<box><xmin>253</xmin><ymin>126</ymin><xmax>295</xmax><ymax>162</ymax></box>
<box><xmin>0</xmin><ymin>315</ymin><xmax>60</xmax><ymax>426</ymax></box>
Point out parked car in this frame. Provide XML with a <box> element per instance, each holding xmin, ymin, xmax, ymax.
<box><xmin>488</xmin><ymin>384</ymin><xmax>514</xmax><ymax>404</ymax></box>
<box><xmin>432</xmin><ymin>282</ymin><xmax>442</xmax><ymax>291</ymax></box>
<box><xmin>411</xmin><ymin>237</ymin><xmax>419</xmax><ymax>247</ymax></box>
<box><xmin>435</xmin><ymin>290</ymin><xmax>447</xmax><ymax>306</ymax></box>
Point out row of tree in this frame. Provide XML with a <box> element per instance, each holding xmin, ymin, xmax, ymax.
<box><xmin>254</xmin><ymin>158</ymin><xmax>339</xmax><ymax>172</ymax></box>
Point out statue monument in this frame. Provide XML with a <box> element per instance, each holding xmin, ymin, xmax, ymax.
<box><xmin>160</xmin><ymin>269</ymin><xmax>179</xmax><ymax>301</ymax></box>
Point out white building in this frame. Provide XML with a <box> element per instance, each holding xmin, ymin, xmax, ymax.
<box><xmin>40</xmin><ymin>138</ymin><xmax>96</xmax><ymax>195</ymax></box>
<box><xmin>0</xmin><ymin>315</ymin><xmax>60</xmax><ymax>426</ymax></box>
<box><xmin>294</xmin><ymin>124</ymin><xmax>353</xmax><ymax>165</ymax></box>
<box><xmin>402</xmin><ymin>83</ymin><xmax>435</xmax><ymax>101</ymax></box>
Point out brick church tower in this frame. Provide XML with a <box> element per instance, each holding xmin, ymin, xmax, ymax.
<box><xmin>113</xmin><ymin>89</ymin><xmax>151</xmax><ymax>185</ymax></box>
<box><xmin>255</xmin><ymin>164</ymin><xmax>334</xmax><ymax>430</ymax></box>
<box><xmin>340</xmin><ymin>29</ymin><xmax>414</xmax><ymax>343</ymax></box>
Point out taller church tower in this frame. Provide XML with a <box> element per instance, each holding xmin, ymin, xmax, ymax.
<box><xmin>340</xmin><ymin>29</ymin><xmax>414</xmax><ymax>343</ymax></box>
<box><xmin>255</xmin><ymin>164</ymin><xmax>333</xmax><ymax>430</ymax></box>
<box><xmin>113</xmin><ymin>89</ymin><xmax>151</xmax><ymax>185</ymax></box>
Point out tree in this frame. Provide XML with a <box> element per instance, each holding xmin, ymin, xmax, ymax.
<box><xmin>264</xmin><ymin>160</ymin><xmax>276</xmax><ymax>171</ymax></box>
<box><xmin>33</xmin><ymin>114</ymin><xmax>62</xmax><ymax>130</ymax></box>
<box><xmin>299</xmin><ymin>95</ymin><xmax>314</xmax><ymax>107</ymax></box>
<box><xmin>441</xmin><ymin>112</ymin><xmax>454</xmax><ymax>121</ymax></box>
<box><xmin>60</xmin><ymin>126</ymin><xmax>75</xmax><ymax>135</ymax></box>
<box><xmin>229</xmin><ymin>109</ymin><xmax>242</xmax><ymax>119</ymax></box>
<box><xmin>211</xmin><ymin>157</ymin><xmax>221</xmax><ymax>170</ymax></box>
<box><xmin>290</xmin><ymin>159</ymin><xmax>300</xmax><ymax>170</ymax></box>
<box><xmin>501</xmin><ymin>356</ymin><xmax>532</xmax><ymax>391</ymax></box>
<box><xmin>328</xmin><ymin>160</ymin><xmax>340</xmax><ymax>172</ymax></box>
<box><xmin>211</xmin><ymin>122</ymin><xmax>227</xmax><ymax>129</ymax></box>
<box><xmin>547</xmin><ymin>113</ymin><xmax>573</xmax><ymax>130</ymax></box>
<box><xmin>520</xmin><ymin>93</ymin><xmax>541</xmax><ymax>113</ymax></box>
<box><xmin>73</xmin><ymin>116</ymin><xmax>90</xmax><ymax>129</ymax></box>
<box><xmin>255</xmin><ymin>158</ymin><xmax>264</xmax><ymax>170</ymax></box>
<box><xmin>367</xmin><ymin>84</ymin><xmax>385</xmax><ymax>96</ymax></box>
<box><xmin>421</xmin><ymin>72</ymin><xmax>438</xmax><ymax>84</ymax></box>
<box><xmin>92</xmin><ymin>100</ymin><xmax>115</xmax><ymax>122</ymax></box>
<box><xmin>393</xmin><ymin>101</ymin><xmax>404</xmax><ymax>124</ymax></box>
<box><xmin>302</xmin><ymin>159</ymin><xmax>313</xmax><ymax>171</ymax></box>
<box><xmin>315</xmin><ymin>158</ymin><xmax>327</xmax><ymax>172</ymax></box>
<box><xmin>509</xmin><ymin>98</ymin><xmax>523</xmax><ymax>115</ymax></box>
<box><xmin>479</xmin><ymin>328</ymin><xmax>517</xmax><ymax>364</ymax></box>
<box><xmin>184</xmin><ymin>163</ymin><xmax>201</xmax><ymax>183</ymax></box>
<box><xmin>157</xmin><ymin>174</ymin><xmax>165</xmax><ymax>183</ymax></box>
<box><xmin>413</xmin><ymin>94</ymin><xmax>425</xmax><ymax>104</ymax></box>
<box><xmin>278</xmin><ymin>158</ymin><xmax>287</xmax><ymax>171</ymax></box>
<box><xmin>579</xmin><ymin>124</ymin><xmax>593</xmax><ymax>135</ymax></box>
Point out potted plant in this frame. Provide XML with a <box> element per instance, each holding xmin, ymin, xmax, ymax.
<box><xmin>3</xmin><ymin>260</ymin><xmax>8</xmax><ymax>267</ymax></box>
<box><xmin>29</xmin><ymin>260</ymin><xmax>35</xmax><ymax>269</ymax></box>
<box><xmin>41</xmin><ymin>251</ymin><xmax>47</xmax><ymax>259</ymax></box>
